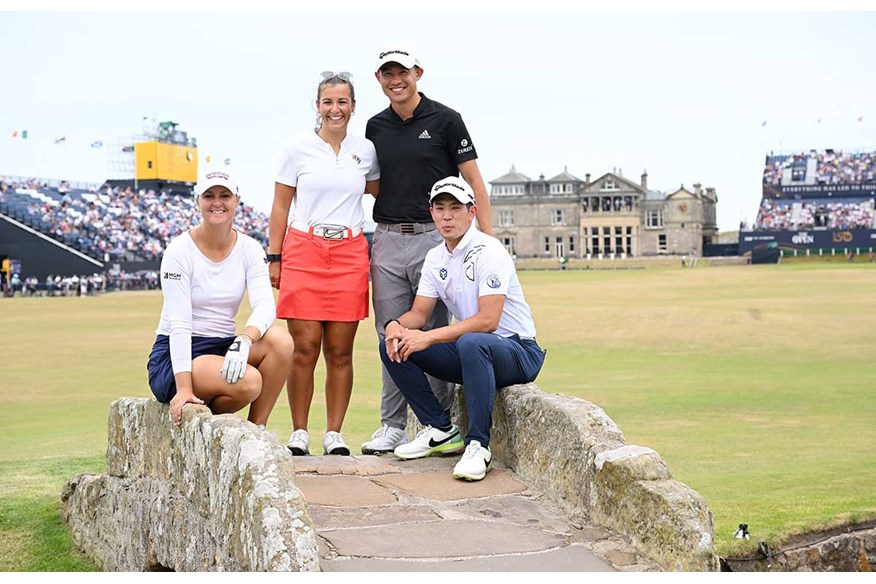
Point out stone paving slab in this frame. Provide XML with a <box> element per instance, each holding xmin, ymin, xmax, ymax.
<box><xmin>294</xmin><ymin>475</ymin><xmax>397</xmax><ymax>506</ymax></box>
<box><xmin>322</xmin><ymin>518</ymin><xmax>567</xmax><ymax>559</ymax></box>
<box><xmin>287</xmin><ymin>451</ymin><xmax>659</xmax><ymax>572</ymax></box>
<box><xmin>321</xmin><ymin>544</ymin><xmax>613</xmax><ymax>572</ymax></box>
<box><xmin>375</xmin><ymin>469</ymin><xmax>527</xmax><ymax>501</ymax></box>
<box><xmin>290</xmin><ymin>454</ymin><xmax>400</xmax><ymax>476</ymax></box>
<box><xmin>382</xmin><ymin>454</ymin><xmax>467</xmax><ymax>473</ymax></box>
<box><xmin>308</xmin><ymin>505</ymin><xmax>440</xmax><ymax>529</ymax></box>
<box><xmin>449</xmin><ymin>494</ymin><xmax>572</xmax><ymax>533</ymax></box>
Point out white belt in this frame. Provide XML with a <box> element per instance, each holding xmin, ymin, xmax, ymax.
<box><xmin>290</xmin><ymin>221</ymin><xmax>363</xmax><ymax>240</ymax></box>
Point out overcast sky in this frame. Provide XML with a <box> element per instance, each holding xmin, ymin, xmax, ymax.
<box><xmin>1</xmin><ymin>8</ymin><xmax>874</xmax><ymax>231</ymax></box>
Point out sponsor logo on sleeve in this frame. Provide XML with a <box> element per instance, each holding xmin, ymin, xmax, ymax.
<box><xmin>457</xmin><ymin>138</ymin><xmax>473</xmax><ymax>155</ymax></box>
<box><xmin>487</xmin><ymin>275</ymin><xmax>501</xmax><ymax>289</ymax></box>
<box><xmin>163</xmin><ymin>271</ymin><xmax>182</xmax><ymax>281</ymax></box>
<box><xmin>439</xmin><ymin>268</ymin><xmax>448</xmax><ymax>280</ymax></box>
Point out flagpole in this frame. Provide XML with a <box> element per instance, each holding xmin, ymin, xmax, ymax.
<box><xmin>134</xmin><ymin>132</ymin><xmax>138</xmax><ymax>192</ymax></box>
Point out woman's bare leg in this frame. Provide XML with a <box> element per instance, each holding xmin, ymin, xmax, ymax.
<box><xmin>322</xmin><ymin>321</ymin><xmax>359</xmax><ymax>432</ymax></box>
<box><xmin>246</xmin><ymin>325</ymin><xmax>295</xmax><ymax>425</ymax></box>
<box><xmin>286</xmin><ymin>320</ymin><xmax>323</xmax><ymax>431</ymax></box>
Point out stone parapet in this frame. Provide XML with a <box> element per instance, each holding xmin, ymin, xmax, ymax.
<box><xmin>61</xmin><ymin>398</ymin><xmax>319</xmax><ymax>572</ymax></box>
<box><xmin>414</xmin><ymin>383</ymin><xmax>718</xmax><ymax>571</ymax></box>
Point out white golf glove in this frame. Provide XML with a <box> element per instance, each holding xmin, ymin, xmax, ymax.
<box><xmin>221</xmin><ymin>335</ymin><xmax>252</xmax><ymax>384</ymax></box>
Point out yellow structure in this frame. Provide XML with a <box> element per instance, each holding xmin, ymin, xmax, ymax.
<box><xmin>134</xmin><ymin>142</ymin><xmax>198</xmax><ymax>183</ymax></box>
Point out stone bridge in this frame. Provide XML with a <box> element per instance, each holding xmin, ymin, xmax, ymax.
<box><xmin>61</xmin><ymin>384</ymin><xmax>717</xmax><ymax>571</ymax></box>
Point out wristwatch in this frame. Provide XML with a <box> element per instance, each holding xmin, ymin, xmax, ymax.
<box><xmin>265</xmin><ymin>253</ymin><xmax>282</xmax><ymax>263</ymax></box>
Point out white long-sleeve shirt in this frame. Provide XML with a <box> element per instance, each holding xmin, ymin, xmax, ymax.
<box><xmin>156</xmin><ymin>231</ymin><xmax>275</xmax><ymax>374</ymax></box>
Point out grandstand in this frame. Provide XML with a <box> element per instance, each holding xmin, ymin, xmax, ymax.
<box><xmin>739</xmin><ymin>149</ymin><xmax>876</xmax><ymax>255</ymax></box>
<box><xmin>0</xmin><ymin>119</ymin><xmax>276</xmax><ymax>283</ymax></box>
<box><xmin>0</xmin><ymin>175</ymin><xmax>271</xmax><ymax>280</ymax></box>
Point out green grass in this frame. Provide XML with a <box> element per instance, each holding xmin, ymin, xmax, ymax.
<box><xmin>1</xmin><ymin>263</ymin><xmax>874</xmax><ymax>568</ymax></box>
<box><xmin>0</xmin><ymin>456</ymin><xmax>103</xmax><ymax>571</ymax></box>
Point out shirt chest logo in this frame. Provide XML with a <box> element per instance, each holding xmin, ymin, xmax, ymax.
<box><xmin>351</xmin><ymin>154</ymin><xmax>361</xmax><ymax>164</ymax></box>
<box><xmin>439</xmin><ymin>268</ymin><xmax>448</xmax><ymax>280</ymax></box>
<box><xmin>418</xmin><ymin>130</ymin><xmax>432</xmax><ymax>140</ymax></box>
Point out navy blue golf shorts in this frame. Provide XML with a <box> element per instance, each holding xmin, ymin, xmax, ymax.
<box><xmin>147</xmin><ymin>334</ymin><xmax>236</xmax><ymax>403</ymax></box>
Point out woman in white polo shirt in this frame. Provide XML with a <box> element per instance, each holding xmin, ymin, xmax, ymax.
<box><xmin>148</xmin><ymin>170</ymin><xmax>294</xmax><ymax>428</ymax></box>
<box><xmin>268</xmin><ymin>71</ymin><xmax>380</xmax><ymax>456</ymax></box>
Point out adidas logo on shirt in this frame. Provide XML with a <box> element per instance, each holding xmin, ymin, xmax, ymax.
<box><xmin>418</xmin><ymin>130</ymin><xmax>431</xmax><ymax>139</ymax></box>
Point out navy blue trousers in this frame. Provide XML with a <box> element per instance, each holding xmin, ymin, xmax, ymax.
<box><xmin>379</xmin><ymin>332</ymin><xmax>545</xmax><ymax>447</ymax></box>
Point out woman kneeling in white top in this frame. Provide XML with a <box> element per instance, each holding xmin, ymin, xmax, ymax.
<box><xmin>147</xmin><ymin>170</ymin><xmax>294</xmax><ymax>427</ymax></box>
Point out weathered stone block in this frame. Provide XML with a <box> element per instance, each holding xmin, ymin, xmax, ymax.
<box><xmin>63</xmin><ymin>398</ymin><xmax>319</xmax><ymax>571</ymax></box>
<box><xmin>592</xmin><ymin>475</ymin><xmax>715</xmax><ymax>571</ymax></box>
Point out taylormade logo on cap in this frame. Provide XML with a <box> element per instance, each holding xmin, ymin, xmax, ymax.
<box><xmin>434</xmin><ymin>181</ymin><xmax>465</xmax><ymax>193</ymax></box>
<box><xmin>376</xmin><ymin>47</ymin><xmax>420</xmax><ymax>70</ymax></box>
<box><xmin>429</xmin><ymin>176</ymin><xmax>475</xmax><ymax>205</ymax></box>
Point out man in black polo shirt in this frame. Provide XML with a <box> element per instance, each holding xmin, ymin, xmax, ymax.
<box><xmin>361</xmin><ymin>47</ymin><xmax>494</xmax><ymax>454</ymax></box>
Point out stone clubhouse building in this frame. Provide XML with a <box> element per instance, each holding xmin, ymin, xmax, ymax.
<box><xmin>488</xmin><ymin>166</ymin><xmax>718</xmax><ymax>259</ymax></box>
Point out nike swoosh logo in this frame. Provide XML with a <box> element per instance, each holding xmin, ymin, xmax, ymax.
<box><xmin>428</xmin><ymin>430</ymin><xmax>458</xmax><ymax>448</ymax></box>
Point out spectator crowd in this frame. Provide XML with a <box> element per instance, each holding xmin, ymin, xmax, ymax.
<box><xmin>3</xmin><ymin>269</ymin><xmax>162</xmax><ymax>298</ymax></box>
<box><xmin>763</xmin><ymin>149</ymin><xmax>876</xmax><ymax>187</ymax></box>
<box><xmin>0</xmin><ymin>178</ymin><xmax>270</xmax><ymax>263</ymax></box>
<box><xmin>755</xmin><ymin>198</ymin><xmax>875</xmax><ymax>231</ymax></box>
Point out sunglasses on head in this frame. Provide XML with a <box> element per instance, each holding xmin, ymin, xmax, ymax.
<box><xmin>320</xmin><ymin>71</ymin><xmax>352</xmax><ymax>82</ymax></box>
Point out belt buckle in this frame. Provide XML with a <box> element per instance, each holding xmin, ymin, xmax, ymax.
<box><xmin>399</xmin><ymin>223</ymin><xmax>417</xmax><ymax>234</ymax></box>
<box><xmin>317</xmin><ymin>224</ymin><xmax>346</xmax><ymax>240</ymax></box>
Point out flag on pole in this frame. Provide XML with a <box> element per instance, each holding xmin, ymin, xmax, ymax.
<box><xmin>90</xmin><ymin>141</ymin><xmax>104</xmax><ymax>148</ymax></box>
<box><xmin>12</xmin><ymin>130</ymin><xmax>28</xmax><ymax>138</ymax></box>
<box><xmin>54</xmin><ymin>136</ymin><xmax>66</xmax><ymax>144</ymax></box>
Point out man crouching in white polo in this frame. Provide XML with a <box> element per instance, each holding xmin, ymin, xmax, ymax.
<box><xmin>379</xmin><ymin>176</ymin><xmax>545</xmax><ymax>481</ymax></box>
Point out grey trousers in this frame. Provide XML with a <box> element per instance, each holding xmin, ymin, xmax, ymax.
<box><xmin>370</xmin><ymin>225</ymin><xmax>455</xmax><ymax>429</ymax></box>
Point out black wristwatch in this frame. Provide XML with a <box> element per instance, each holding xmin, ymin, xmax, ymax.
<box><xmin>265</xmin><ymin>253</ymin><xmax>282</xmax><ymax>263</ymax></box>
<box><xmin>384</xmin><ymin>318</ymin><xmax>400</xmax><ymax>329</ymax></box>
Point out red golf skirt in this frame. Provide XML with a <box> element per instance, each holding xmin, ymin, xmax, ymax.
<box><xmin>276</xmin><ymin>227</ymin><xmax>369</xmax><ymax>322</ymax></box>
